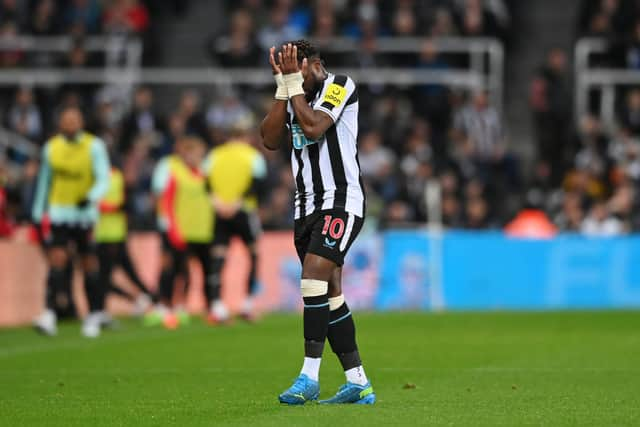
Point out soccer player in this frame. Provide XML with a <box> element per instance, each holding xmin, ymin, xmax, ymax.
<box><xmin>202</xmin><ymin>118</ymin><xmax>266</xmax><ymax>323</ymax></box>
<box><xmin>95</xmin><ymin>164</ymin><xmax>155</xmax><ymax>315</ymax></box>
<box><xmin>147</xmin><ymin>135</ymin><xmax>214</xmax><ymax>328</ymax></box>
<box><xmin>261</xmin><ymin>41</ymin><xmax>375</xmax><ymax>405</ymax></box>
<box><xmin>32</xmin><ymin>107</ymin><xmax>110</xmax><ymax>338</ymax></box>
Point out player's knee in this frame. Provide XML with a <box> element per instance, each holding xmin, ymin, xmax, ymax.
<box><xmin>300</xmin><ymin>279</ymin><xmax>328</xmax><ymax>297</ymax></box>
<box><xmin>301</xmin><ymin>255</ymin><xmax>335</xmax><ymax>281</ymax></box>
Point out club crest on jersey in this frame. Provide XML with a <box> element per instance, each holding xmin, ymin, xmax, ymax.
<box><xmin>291</xmin><ymin>124</ymin><xmax>321</xmax><ymax>149</ymax></box>
<box><xmin>323</xmin><ymin>83</ymin><xmax>347</xmax><ymax>107</ymax></box>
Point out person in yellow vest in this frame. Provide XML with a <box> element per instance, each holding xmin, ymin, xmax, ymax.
<box><xmin>146</xmin><ymin>135</ymin><xmax>214</xmax><ymax>328</ymax></box>
<box><xmin>95</xmin><ymin>164</ymin><xmax>155</xmax><ymax>315</ymax></box>
<box><xmin>202</xmin><ymin>119</ymin><xmax>267</xmax><ymax>323</ymax></box>
<box><xmin>31</xmin><ymin>107</ymin><xmax>110</xmax><ymax>338</ymax></box>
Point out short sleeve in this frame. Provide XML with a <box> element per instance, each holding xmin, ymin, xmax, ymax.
<box><xmin>252</xmin><ymin>153</ymin><xmax>267</xmax><ymax>179</ymax></box>
<box><xmin>151</xmin><ymin>158</ymin><xmax>171</xmax><ymax>195</ymax></box>
<box><xmin>313</xmin><ymin>75</ymin><xmax>357</xmax><ymax>123</ymax></box>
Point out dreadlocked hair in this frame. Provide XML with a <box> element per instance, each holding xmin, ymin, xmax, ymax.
<box><xmin>291</xmin><ymin>39</ymin><xmax>320</xmax><ymax>62</ymax></box>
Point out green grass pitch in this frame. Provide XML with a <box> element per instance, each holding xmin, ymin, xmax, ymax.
<box><xmin>1</xmin><ymin>311</ymin><xmax>639</xmax><ymax>426</ymax></box>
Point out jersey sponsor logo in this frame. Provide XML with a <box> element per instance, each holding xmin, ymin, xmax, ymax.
<box><xmin>323</xmin><ymin>83</ymin><xmax>347</xmax><ymax>108</ymax></box>
<box><xmin>291</xmin><ymin>124</ymin><xmax>321</xmax><ymax>149</ymax></box>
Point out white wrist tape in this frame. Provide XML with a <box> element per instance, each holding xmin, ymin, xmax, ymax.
<box><xmin>328</xmin><ymin>294</ymin><xmax>345</xmax><ymax>311</ymax></box>
<box><xmin>274</xmin><ymin>73</ymin><xmax>288</xmax><ymax>101</ymax></box>
<box><xmin>283</xmin><ymin>71</ymin><xmax>305</xmax><ymax>98</ymax></box>
<box><xmin>300</xmin><ymin>279</ymin><xmax>328</xmax><ymax>297</ymax></box>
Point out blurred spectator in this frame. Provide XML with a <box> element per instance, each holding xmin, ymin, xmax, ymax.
<box><xmin>456</xmin><ymin>0</ymin><xmax>502</xmax><ymax>38</ymax></box>
<box><xmin>429</xmin><ymin>7</ymin><xmax>458</xmax><ymax>37</ymax></box>
<box><xmin>392</xmin><ymin>6</ymin><xmax>416</xmax><ymax>37</ymax></box>
<box><xmin>572</xmin><ymin>115</ymin><xmax>611</xmax><ymax>195</ymax></box>
<box><xmin>359</xmin><ymin>130</ymin><xmax>397</xmax><ymax>200</ymax></box>
<box><xmin>7</xmin><ymin>87</ymin><xmax>42</xmax><ymax>142</ymax></box>
<box><xmin>0</xmin><ymin>20</ymin><xmax>23</xmax><ymax>67</ymax></box>
<box><xmin>261</xmin><ymin>185</ymin><xmax>294</xmax><ymax>230</ymax></box>
<box><xmin>103</xmin><ymin>0</ymin><xmax>149</xmax><ymax>35</ymax></box>
<box><xmin>120</xmin><ymin>87</ymin><xmax>164</xmax><ymax>154</ymax></box>
<box><xmin>579</xmin><ymin>0</ymin><xmax>632</xmax><ymax>38</ymax></box>
<box><xmin>625</xmin><ymin>19</ymin><xmax>640</xmax><ymax>69</ymax></box>
<box><xmin>530</xmin><ymin>48</ymin><xmax>572</xmax><ymax>185</ymax></box>
<box><xmin>380</xmin><ymin>200</ymin><xmax>415</xmax><ymax>229</ymax></box>
<box><xmin>344</xmin><ymin>0</ymin><xmax>382</xmax><ymax>39</ymax></box>
<box><xmin>257</xmin><ymin>3</ymin><xmax>301</xmax><ymax>52</ymax></box>
<box><xmin>415</xmin><ymin>41</ymin><xmax>452</xmax><ymax>145</ymax></box>
<box><xmin>64</xmin><ymin>0</ymin><xmax>102</xmax><ymax>35</ymax></box>
<box><xmin>88</xmin><ymin>90</ymin><xmax>120</xmax><ymax>144</ymax></box>
<box><xmin>208</xmin><ymin>8</ymin><xmax>260</xmax><ymax>67</ymax></box>
<box><xmin>175</xmin><ymin>90</ymin><xmax>209</xmax><ymax>143</ymax></box>
<box><xmin>58</xmin><ymin>39</ymin><xmax>100</xmax><ymax>109</ymax></box>
<box><xmin>28</xmin><ymin>0</ymin><xmax>60</xmax><ymax>36</ymax></box>
<box><xmin>608</xmin><ymin>180</ymin><xmax>635</xmax><ymax>229</ymax></box>
<box><xmin>206</xmin><ymin>91</ymin><xmax>254</xmax><ymax>144</ymax></box>
<box><xmin>441</xmin><ymin>193</ymin><xmax>463</xmax><ymax>228</ymax></box>
<box><xmin>0</xmin><ymin>0</ymin><xmax>28</xmax><ymax>30</ymax></box>
<box><xmin>27</xmin><ymin>0</ymin><xmax>61</xmax><ymax>67</ymax></box>
<box><xmin>161</xmin><ymin>113</ymin><xmax>187</xmax><ymax>156</ymax></box>
<box><xmin>463</xmin><ymin>196</ymin><xmax>493</xmax><ymax>229</ymax></box>
<box><xmin>453</xmin><ymin>91</ymin><xmax>507</xmax><ymax>181</ymax></box>
<box><xmin>400</xmin><ymin>121</ymin><xmax>432</xmax><ymax>178</ymax></box>
<box><xmin>619</xmin><ymin>88</ymin><xmax>640</xmax><ymax>135</ymax></box>
<box><xmin>0</xmin><ymin>175</ymin><xmax>11</xmax><ymax>237</ymax></box>
<box><xmin>608</xmin><ymin>128</ymin><xmax>640</xmax><ymax>180</ymax></box>
<box><xmin>554</xmin><ymin>192</ymin><xmax>585</xmax><ymax>232</ymax></box>
<box><xmin>581</xmin><ymin>199</ymin><xmax>624</xmax><ymax>236</ymax></box>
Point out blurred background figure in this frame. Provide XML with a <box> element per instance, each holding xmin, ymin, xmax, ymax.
<box><xmin>94</xmin><ymin>161</ymin><xmax>155</xmax><ymax>317</ymax></box>
<box><xmin>147</xmin><ymin>135</ymin><xmax>212</xmax><ymax>329</ymax></box>
<box><xmin>203</xmin><ymin>116</ymin><xmax>266</xmax><ymax>323</ymax></box>
<box><xmin>31</xmin><ymin>107</ymin><xmax>110</xmax><ymax>338</ymax></box>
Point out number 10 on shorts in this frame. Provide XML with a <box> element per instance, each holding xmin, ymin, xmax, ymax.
<box><xmin>322</xmin><ymin>215</ymin><xmax>345</xmax><ymax>239</ymax></box>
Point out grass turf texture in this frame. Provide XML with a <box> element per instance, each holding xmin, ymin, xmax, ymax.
<box><xmin>1</xmin><ymin>311</ymin><xmax>639</xmax><ymax>426</ymax></box>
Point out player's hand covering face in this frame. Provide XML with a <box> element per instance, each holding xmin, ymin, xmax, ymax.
<box><xmin>279</xmin><ymin>43</ymin><xmax>308</xmax><ymax>77</ymax></box>
<box><xmin>269</xmin><ymin>47</ymin><xmax>282</xmax><ymax>75</ymax></box>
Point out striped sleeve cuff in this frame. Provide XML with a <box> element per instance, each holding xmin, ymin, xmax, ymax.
<box><xmin>313</xmin><ymin>105</ymin><xmax>337</xmax><ymax>123</ymax></box>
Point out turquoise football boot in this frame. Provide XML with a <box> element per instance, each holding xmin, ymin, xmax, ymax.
<box><xmin>278</xmin><ymin>374</ymin><xmax>320</xmax><ymax>405</ymax></box>
<box><xmin>319</xmin><ymin>382</ymin><xmax>376</xmax><ymax>404</ymax></box>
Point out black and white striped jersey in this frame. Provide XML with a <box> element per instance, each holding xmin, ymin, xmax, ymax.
<box><xmin>286</xmin><ymin>73</ymin><xmax>365</xmax><ymax>220</ymax></box>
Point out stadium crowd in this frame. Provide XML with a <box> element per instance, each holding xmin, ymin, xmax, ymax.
<box><xmin>1</xmin><ymin>0</ymin><xmax>640</xmax><ymax>237</ymax></box>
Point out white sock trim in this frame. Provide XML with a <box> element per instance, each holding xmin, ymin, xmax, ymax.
<box><xmin>300</xmin><ymin>357</ymin><xmax>321</xmax><ymax>381</ymax></box>
<box><xmin>300</xmin><ymin>279</ymin><xmax>328</xmax><ymax>297</ymax></box>
<box><xmin>345</xmin><ymin>366</ymin><xmax>368</xmax><ymax>386</ymax></box>
<box><xmin>328</xmin><ymin>294</ymin><xmax>345</xmax><ymax>311</ymax></box>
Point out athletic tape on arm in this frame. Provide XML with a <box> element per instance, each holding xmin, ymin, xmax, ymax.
<box><xmin>300</xmin><ymin>279</ymin><xmax>328</xmax><ymax>297</ymax></box>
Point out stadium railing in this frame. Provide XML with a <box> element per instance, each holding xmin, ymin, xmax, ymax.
<box><xmin>0</xmin><ymin>36</ymin><xmax>503</xmax><ymax>114</ymax></box>
<box><xmin>575</xmin><ymin>37</ymin><xmax>640</xmax><ymax>128</ymax></box>
<box><xmin>0</xmin><ymin>35</ymin><xmax>143</xmax><ymax>69</ymax></box>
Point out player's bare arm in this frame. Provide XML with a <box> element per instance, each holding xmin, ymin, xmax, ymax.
<box><xmin>279</xmin><ymin>43</ymin><xmax>334</xmax><ymax>141</ymax></box>
<box><xmin>260</xmin><ymin>47</ymin><xmax>289</xmax><ymax>151</ymax></box>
